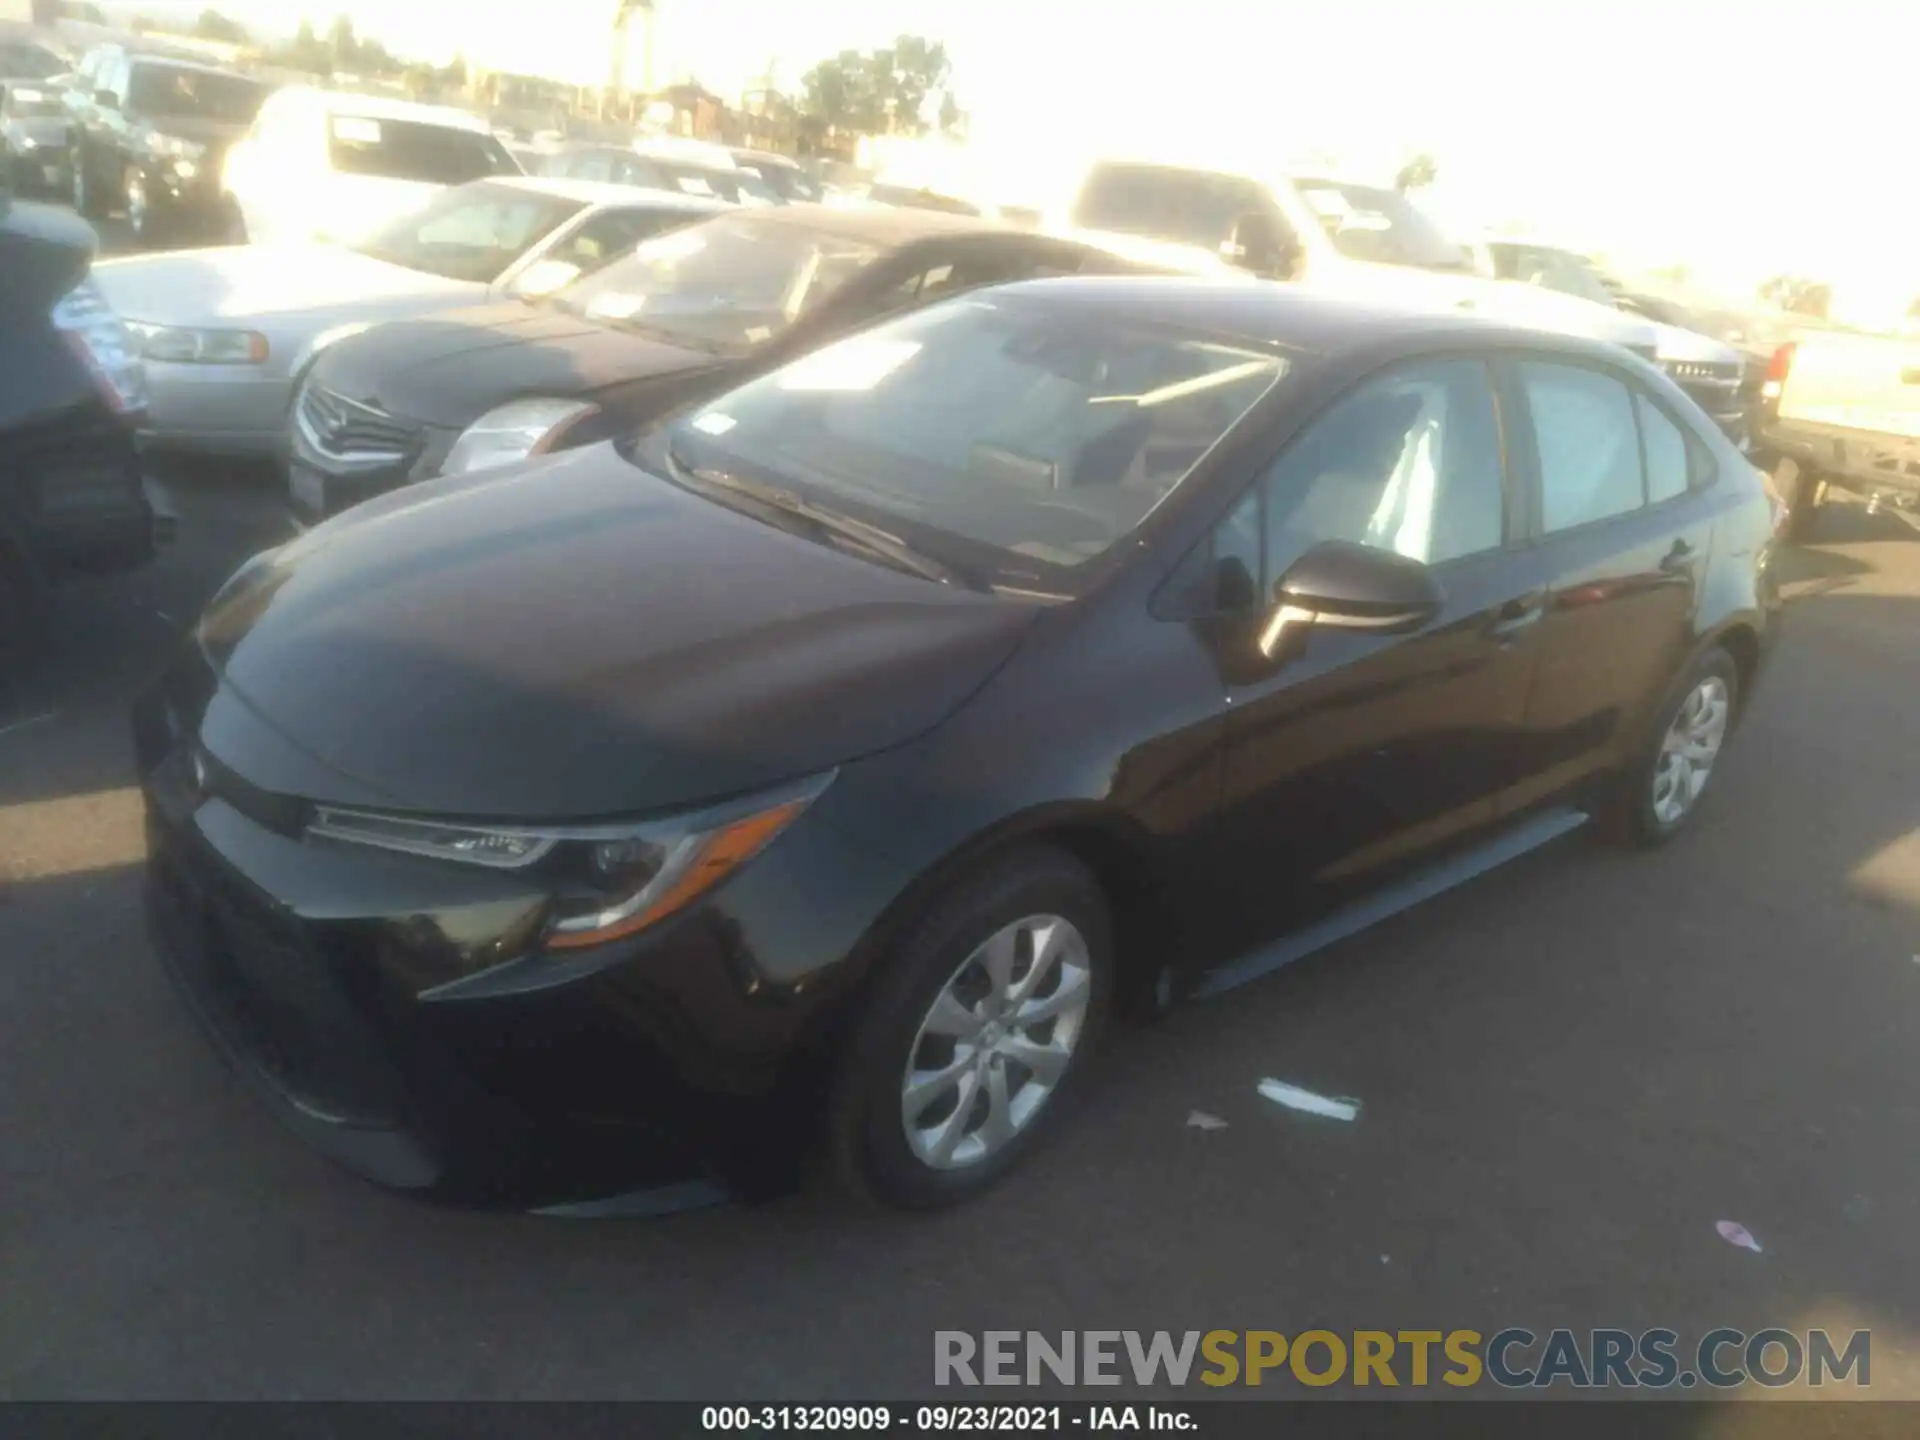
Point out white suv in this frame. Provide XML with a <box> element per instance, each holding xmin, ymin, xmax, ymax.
<box><xmin>221</xmin><ymin>87</ymin><xmax>521</xmax><ymax>248</ymax></box>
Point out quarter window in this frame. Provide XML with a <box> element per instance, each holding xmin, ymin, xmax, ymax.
<box><xmin>1636</xmin><ymin>393</ymin><xmax>1690</xmax><ymax>505</ymax></box>
<box><xmin>1517</xmin><ymin>362</ymin><xmax>1644</xmax><ymax>532</ymax></box>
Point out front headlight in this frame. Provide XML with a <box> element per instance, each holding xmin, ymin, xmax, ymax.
<box><xmin>442</xmin><ymin>397</ymin><xmax>599</xmax><ymax>477</ymax></box>
<box><xmin>125</xmin><ymin>320</ymin><xmax>269</xmax><ymax>365</ymax></box>
<box><xmin>144</xmin><ymin>132</ymin><xmax>206</xmax><ymax>162</ymax></box>
<box><xmin>308</xmin><ymin>772</ymin><xmax>833</xmax><ymax>948</ymax></box>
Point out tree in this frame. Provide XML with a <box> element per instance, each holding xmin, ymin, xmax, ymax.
<box><xmin>1395</xmin><ymin>152</ymin><xmax>1438</xmax><ymax>193</ymax></box>
<box><xmin>327</xmin><ymin>15</ymin><xmax>358</xmax><ymax>71</ymax></box>
<box><xmin>194</xmin><ymin>9</ymin><xmax>249</xmax><ymax>43</ymax></box>
<box><xmin>938</xmin><ymin>92</ymin><xmax>962</xmax><ymax>135</ymax></box>
<box><xmin>799</xmin><ymin>36</ymin><xmax>958</xmax><ymax>138</ymax></box>
<box><xmin>440</xmin><ymin>52</ymin><xmax>469</xmax><ymax>92</ymax></box>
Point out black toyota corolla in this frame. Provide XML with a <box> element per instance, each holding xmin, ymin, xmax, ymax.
<box><xmin>137</xmin><ymin>279</ymin><xmax>1783</xmax><ymax>1211</ymax></box>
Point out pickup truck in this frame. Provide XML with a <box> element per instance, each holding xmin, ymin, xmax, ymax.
<box><xmin>1762</xmin><ymin>314</ymin><xmax>1920</xmax><ymax>540</ymax></box>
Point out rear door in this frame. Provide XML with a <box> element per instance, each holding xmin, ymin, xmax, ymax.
<box><xmin>1497</xmin><ymin>358</ymin><xmax>1716</xmax><ymax>814</ymax></box>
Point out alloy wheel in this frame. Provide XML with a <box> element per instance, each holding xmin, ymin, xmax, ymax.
<box><xmin>900</xmin><ymin>913</ymin><xmax>1093</xmax><ymax>1171</ymax></box>
<box><xmin>1651</xmin><ymin>675</ymin><xmax>1730</xmax><ymax>826</ymax></box>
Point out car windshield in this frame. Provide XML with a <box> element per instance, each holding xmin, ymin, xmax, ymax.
<box><xmin>352</xmin><ymin>182</ymin><xmax>585</xmax><ymax>283</ymax></box>
<box><xmin>1293</xmin><ymin>180</ymin><xmax>1472</xmax><ymax>272</ymax></box>
<box><xmin>1</xmin><ymin>42</ymin><xmax>65</xmax><ymax>79</ymax></box>
<box><xmin>328</xmin><ymin>114</ymin><xmax>520</xmax><ymax>184</ymax></box>
<box><xmin>557</xmin><ymin>215</ymin><xmax>883</xmax><ymax>353</ymax></box>
<box><xmin>127</xmin><ymin>64</ymin><xmax>264</xmax><ymax>123</ymax></box>
<box><xmin>649</xmin><ymin>292</ymin><xmax>1289</xmax><ymax>590</ymax></box>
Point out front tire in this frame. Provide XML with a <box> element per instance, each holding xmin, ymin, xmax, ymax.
<box><xmin>1612</xmin><ymin>647</ymin><xmax>1740</xmax><ymax>847</ymax></box>
<box><xmin>827</xmin><ymin>846</ymin><xmax>1113</xmax><ymax>1211</ymax></box>
<box><xmin>124</xmin><ymin>165</ymin><xmax>162</xmax><ymax>246</ymax></box>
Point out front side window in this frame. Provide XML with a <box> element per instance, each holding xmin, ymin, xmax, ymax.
<box><xmin>651</xmin><ymin>294</ymin><xmax>1289</xmax><ymax>587</ymax></box>
<box><xmin>127</xmin><ymin>64</ymin><xmax>263</xmax><ymax>122</ymax></box>
<box><xmin>1258</xmin><ymin>359</ymin><xmax>1506</xmax><ymax>587</ymax></box>
<box><xmin>558</xmin><ymin>215</ymin><xmax>884</xmax><ymax>353</ymax></box>
<box><xmin>353</xmin><ymin>182</ymin><xmax>583</xmax><ymax>282</ymax></box>
<box><xmin>327</xmin><ymin>115</ymin><xmax>518</xmax><ymax>184</ymax></box>
<box><xmin>1518</xmin><ymin>362</ymin><xmax>1645</xmax><ymax>532</ymax></box>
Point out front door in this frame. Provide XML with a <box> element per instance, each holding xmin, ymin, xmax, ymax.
<box><xmin>1197</xmin><ymin>356</ymin><xmax>1545</xmax><ymax>954</ymax></box>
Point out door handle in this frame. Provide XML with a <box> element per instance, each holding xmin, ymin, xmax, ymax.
<box><xmin>1487</xmin><ymin>591</ymin><xmax>1546</xmax><ymax>639</ymax></box>
<box><xmin>1660</xmin><ymin>539</ymin><xmax>1698</xmax><ymax>574</ymax></box>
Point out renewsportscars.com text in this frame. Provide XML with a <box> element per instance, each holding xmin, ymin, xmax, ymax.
<box><xmin>934</xmin><ymin>1328</ymin><xmax>1870</xmax><ymax>1390</ymax></box>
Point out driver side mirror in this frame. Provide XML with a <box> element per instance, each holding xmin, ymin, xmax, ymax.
<box><xmin>94</xmin><ymin>89</ymin><xmax>119</xmax><ymax>109</ymax></box>
<box><xmin>510</xmin><ymin>257</ymin><xmax>584</xmax><ymax>298</ymax></box>
<box><xmin>1258</xmin><ymin>540</ymin><xmax>1443</xmax><ymax>657</ymax></box>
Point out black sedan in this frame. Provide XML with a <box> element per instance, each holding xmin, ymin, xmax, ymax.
<box><xmin>138</xmin><ymin>280</ymin><xmax>1783</xmax><ymax>1211</ymax></box>
<box><xmin>285</xmin><ymin>205</ymin><xmax>1142</xmax><ymax>524</ymax></box>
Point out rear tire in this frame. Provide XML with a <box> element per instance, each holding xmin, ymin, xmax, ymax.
<box><xmin>825</xmin><ymin>845</ymin><xmax>1113</xmax><ymax>1211</ymax></box>
<box><xmin>1608</xmin><ymin>646</ymin><xmax>1741</xmax><ymax>848</ymax></box>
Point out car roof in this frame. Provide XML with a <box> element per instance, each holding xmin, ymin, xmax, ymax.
<box><xmin>736</xmin><ymin>202</ymin><xmax>1026</xmax><ymax>245</ymax></box>
<box><xmin>983</xmin><ymin>275</ymin><xmax>1650</xmax><ymax>363</ymax></box>
<box><xmin>274</xmin><ymin>86</ymin><xmax>492</xmax><ymax>132</ymax></box>
<box><xmin>485</xmin><ymin>174</ymin><xmax>727</xmax><ymax>213</ymax></box>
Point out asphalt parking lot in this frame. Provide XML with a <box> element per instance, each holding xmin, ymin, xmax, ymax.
<box><xmin>4</xmin><ymin>465</ymin><xmax>1920</xmax><ymax>1404</ymax></box>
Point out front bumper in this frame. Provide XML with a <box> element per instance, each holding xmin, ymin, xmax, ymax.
<box><xmin>133</xmin><ymin>667</ymin><xmax>906</xmax><ymax>1205</ymax></box>
<box><xmin>137</xmin><ymin>361</ymin><xmax>293</xmax><ymax>458</ymax></box>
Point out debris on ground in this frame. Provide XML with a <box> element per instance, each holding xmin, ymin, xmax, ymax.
<box><xmin>1185</xmin><ymin>1110</ymin><xmax>1229</xmax><ymax>1131</ymax></box>
<box><xmin>1716</xmin><ymin>1220</ymin><xmax>1764</xmax><ymax>1254</ymax></box>
<box><xmin>1257</xmin><ymin>1078</ymin><xmax>1361</xmax><ymax>1122</ymax></box>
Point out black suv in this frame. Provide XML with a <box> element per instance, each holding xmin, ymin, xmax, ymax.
<box><xmin>65</xmin><ymin>44</ymin><xmax>266</xmax><ymax>246</ymax></box>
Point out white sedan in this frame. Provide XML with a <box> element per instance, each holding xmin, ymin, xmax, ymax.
<box><xmin>92</xmin><ymin>175</ymin><xmax>724</xmax><ymax>459</ymax></box>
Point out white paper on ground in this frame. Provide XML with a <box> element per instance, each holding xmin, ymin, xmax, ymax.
<box><xmin>1257</xmin><ymin>1078</ymin><xmax>1360</xmax><ymax>1122</ymax></box>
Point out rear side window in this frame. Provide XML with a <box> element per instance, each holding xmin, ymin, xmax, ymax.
<box><xmin>1517</xmin><ymin>362</ymin><xmax>1644</xmax><ymax>533</ymax></box>
<box><xmin>1635</xmin><ymin>393</ymin><xmax>1690</xmax><ymax>505</ymax></box>
<box><xmin>328</xmin><ymin>116</ymin><xmax>518</xmax><ymax>184</ymax></box>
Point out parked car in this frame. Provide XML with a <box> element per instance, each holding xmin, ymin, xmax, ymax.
<box><xmin>286</xmin><ymin>206</ymin><xmax>1141</xmax><ymax>522</ymax></box>
<box><xmin>1052</xmin><ymin>160</ymin><xmax>1663</xmax><ymax>358</ymax></box>
<box><xmin>1760</xmin><ymin>304</ymin><xmax>1920</xmax><ymax>538</ymax></box>
<box><xmin>2</xmin><ymin>193</ymin><xmax>159</xmax><ymax>639</ymax></box>
<box><xmin>62</xmin><ymin>42</ymin><xmax>266</xmax><ymax>245</ymax></box>
<box><xmin>221</xmin><ymin>88</ymin><xmax>521</xmax><ymax>249</ymax></box>
<box><xmin>0</xmin><ymin>24</ymin><xmax>72</xmax><ymax>196</ymax></box>
<box><xmin>93</xmin><ymin>176</ymin><xmax>721</xmax><ymax>460</ymax></box>
<box><xmin>1476</xmin><ymin>240</ymin><xmax>1754</xmax><ymax>446</ymax></box>
<box><xmin>137</xmin><ymin>279</ymin><xmax>1782</xmax><ymax>1209</ymax></box>
<box><xmin>541</xmin><ymin>141</ymin><xmax>752</xmax><ymax>204</ymax></box>
<box><xmin>727</xmin><ymin>146</ymin><xmax>823</xmax><ymax>203</ymax></box>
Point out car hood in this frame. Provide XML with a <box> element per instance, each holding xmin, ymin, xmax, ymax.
<box><xmin>195</xmin><ymin>442</ymin><xmax>1035</xmax><ymax>819</ymax></box>
<box><xmin>312</xmin><ymin>302</ymin><xmax>728</xmax><ymax>428</ymax></box>
<box><xmin>92</xmin><ymin>243</ymin><xmax>482</xmax><ymax>325</ymax></box>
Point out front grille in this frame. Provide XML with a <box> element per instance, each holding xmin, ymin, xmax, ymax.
<box><xmin>1664</xmin><ymin>359</ymin><xmax>1743</xmax><ymax>385</ymax></box>
<box><xmin>296</xmin><ymin>382</ymin><xmax>420</xmax><ymax>461</ymax></box>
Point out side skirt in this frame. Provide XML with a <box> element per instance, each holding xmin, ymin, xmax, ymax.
<box><xmin>1192</xmin><ymin>807</ymin><xmax>1590</xmax><ymax>1001</ymax></box>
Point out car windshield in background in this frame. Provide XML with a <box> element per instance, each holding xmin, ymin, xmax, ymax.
<box><xmin>1069</xmin><ymin>163</ymin><xmax>1254</xmax><ymax>248</ymax></box>
<box><xmin>1294</xmin><ymin>180</ymin><xmax>1473</xmax><ymax>273</ymax></box>
<box><xmin>652</xmin><ymin>293</ymin><xmax>1288</xmax><ymax>587</ymax></box>
<box><xmin>0</xmin><ymin>42</ymin><xmax>64</xmax><ymax>79</ymax></box>
<box><xmin>127</xmin><ymin>65</ymin><xmax>264</xmax><ymax>123</ymax></box>
<box><xmin>558</xmin><ymin>216</ymin><xmax>882</xmax><ymax>353</ymax></box>
<box><xmin>1490</xmin><ymin>243</ymin><xmax>1618</xmax><ymax>307</ymax></box>
<box><xmin>328</xmin><ymin>115</ymin><xmax>520</xmax><ymax>184</ymax></box>
<box><xmin>353</xmin><ymin>182</ymin><xmax>584</xmax><ymax>283</ymax></box>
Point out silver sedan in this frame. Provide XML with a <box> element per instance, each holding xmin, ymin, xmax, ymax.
<box><xmin>91</xmin><ymin>175</ymin><xmax>724</xmax><ymax>459</ymax></box>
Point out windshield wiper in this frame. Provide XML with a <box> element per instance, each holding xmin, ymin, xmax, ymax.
<box><xmin>664</xmin><ymin>440</ymin><xmax>973</xmax><ymax>588</ymax></box>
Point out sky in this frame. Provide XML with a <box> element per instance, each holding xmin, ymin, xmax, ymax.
<box><xmin>108</xmin><ymin>0</ymin><xmax>1918</xmax><ymax>297</ymax></box>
